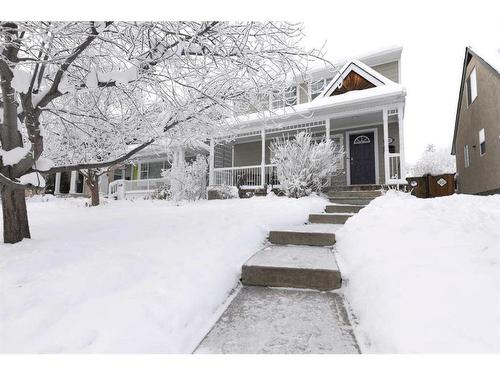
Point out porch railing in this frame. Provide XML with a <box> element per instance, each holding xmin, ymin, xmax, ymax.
<box><xmin>213</xmin><ymin>164</ymin><xmax>278</xmax><ymax>188</ymax></box>
<box><xmin>109</xmin><ymin>178</ymin><xmax>167</xmax><ymax>199</ymax></box>
<box><xmin>388</xmin><ymin>153</ymin><xmax>401</xmax><ymax>180</ymax></box>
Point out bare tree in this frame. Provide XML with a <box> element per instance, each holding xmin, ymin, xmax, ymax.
<box><xmin>0</xmin><ymin>21</ymin><xmax>320</xmax><ymax>243</ymax></box>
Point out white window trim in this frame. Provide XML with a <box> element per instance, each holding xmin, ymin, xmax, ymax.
<box><xmin>479</xmin><ymin>128</ymin><xmax>486</xmax><ymax>156</ymax></box>
<box><xmin>467</xmin><ymin>67</ymin><xmax>478</xmax><ymax>108</ymax></box>
<box><xmin>464</xmin><ymin>144</ymin><xmax>470</xmax><ymax>168</ymax></box>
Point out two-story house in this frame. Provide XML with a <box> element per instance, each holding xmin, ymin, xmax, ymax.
<box><xmin>452</xmin><ymin>47</ymin><xmax>500</xmax><ymax>195</ymax></box>
<box><xmin>208</xmin><ymin>46</ymin><xmax>407</xmax><ymax>190</ymax></box>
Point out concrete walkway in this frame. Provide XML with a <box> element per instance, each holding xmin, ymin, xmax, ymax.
<box><xmin>195</xmin><ymin>187</ymin><xmax>382</xmax><ymax>354</ymax></box>
<box><xmin>195</xmin><ymin>286</ymin><xmax>359</xmax><ymax>354</ymax></box>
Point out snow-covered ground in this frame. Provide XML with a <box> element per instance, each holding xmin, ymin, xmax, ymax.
<box><xmin>0</xmin><ymin>195</ymin><xmax>327</xmax><ymax>353</ymax></box>
<box><xmin>336</xmin><ymin>191</ymin><xmax>500</xmax><ymax>353</ymax></box>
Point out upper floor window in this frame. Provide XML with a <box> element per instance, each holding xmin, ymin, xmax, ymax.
<box><xmin>271</xmin><ymin>86</ymin><xmax>298</xmax><ymax>109</ymax></box>
<box><xmin>479</xmin><ymin>128</ymin><xmax>486</xmax><ymax>156</ymax></box>
<box><xmin>464</xmin><ymin>144</ymin><xmax>470</xmax><ymax>168</ymax></box>
<box><xmin>309</xmin><ymin>77</ymin><xmax>332</xmax><ymax>100</ymax></box>
<box><xmin>466</xmin><ymin>67</ymin><xmax>477</xmax><ymax>107</ymax></box>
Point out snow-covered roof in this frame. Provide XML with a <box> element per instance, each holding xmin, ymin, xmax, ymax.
<box><xmin>230</xmin><ymin>57</ymin><xmax>405</xmax><ymax>131</ymax></box>
<box><xmin>305</xmin><ymin>45</ymin><xmax>403</xmax><ymax>81</ymax></box>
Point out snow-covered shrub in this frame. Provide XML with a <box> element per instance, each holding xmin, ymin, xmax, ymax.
<box><xmin>207</xmin><ymin>185</ymin><xmax>239</xmax><ymax>200</ymax></box>
<box><xmin>270</xmin><ymin>131</ymin><xmax>344</xmax><ymax>198</ymax></box>
<box><xmin>158</xmin><ymin>155</ymin><xmax>208</xmax><ymax>202</ymax></box>
<box><xmin>410</xmin><ymin>144</ymin><xmax>456</xmax><ymax>177</ymax></box>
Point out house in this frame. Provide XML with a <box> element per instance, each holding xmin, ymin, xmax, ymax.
<box><xmin>46</xmin><ymin>140</ymin><xmax>209</xmax><ymax>200</ymax></box>
<box><xmin>451</xmin><ymin>47</ymin><xmax>500</xmax><ymax>195</ymax></box>
<box><xmin>208</xmin><ymin>46</ymin><xmax>407</xmax><ymax>190</ymax></box>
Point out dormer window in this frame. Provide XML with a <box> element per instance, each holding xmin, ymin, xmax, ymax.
<box><xmin>309</xmin><ymin>77</ymin><xmax>332</xmax><ymax>100</ymax></box>
<box><xmin>271</xmin><ymin>86</ymin><xmax>298</xmax><ymax>109</ymax></box>
<box><xmin>466</xmin><ymin>67</ymin><xmax>477</xmax><ymax>107</ymax></box>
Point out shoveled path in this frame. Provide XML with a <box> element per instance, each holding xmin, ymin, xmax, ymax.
<box><xmin>195</xmin><ymin>286</ymin><xmax>359</xmax><ymax>354</ymax></box>
<box><xmin>195</xmin><ymin>187</ymin><xmax>382</xmax><ymax>354</ymax></box>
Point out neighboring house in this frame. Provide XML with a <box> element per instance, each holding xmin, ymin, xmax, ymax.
<box><xmin>47</xmin><ymin>140</ymin><xmax>209</xmax><ymax>200</ymax></box>
<box><xmin>452</xmin><ymin>47</ymin><xmax>500</xmax><ymax>195</ymax></box>
<box><xmin>208</xmin><ymin>46</ymin><xmax>407</xmax><ymax>190</ymax></box>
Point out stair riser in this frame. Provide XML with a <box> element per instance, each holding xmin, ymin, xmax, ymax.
<box><xmin>325</xmin><ymin>205</ymin><xmax>363</xmax><ymax>214</ymax></box>
<box><xmin>242</xmin><ymin>265</ymin><xmax>342</xmax><ymax>291</ymax></box>
<box><xmin>329</xmin><ymin>198</ymin><xmax>373</xmax><ymax>205</ymax></box>
<box><xmin>309</xmin><ymin>214</ymin><xmax>351</xmax><ymax>224</ymax></box>
<box><xmin>329</xmin><ymin>192</ymin><xmax>382</xmax><ymax>198</ymax></box>
<box><xmin>269</xmin><ymin>231</ymin><xmax>335</xmax><ymax>246</ymax></box>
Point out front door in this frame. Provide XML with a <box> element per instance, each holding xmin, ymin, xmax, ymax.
<box><xmin>349</xmin><ymin>132</ymin><xmax>376</xmax><ymax>185</ymax></box>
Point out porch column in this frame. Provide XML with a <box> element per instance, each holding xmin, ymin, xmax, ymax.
<box><xmin>209</xmin><ymin>138</ymin><xmax>215</xmax><ymax>185</ymax></box>
<box><xmin>398</xmin><ymin>105</ymin><xmax>406</xmax><ymax>181</ymax></box>
<box><xmin>382</xmin><ymin>108</ymin><xmax>390</xmax><ymax>184</ymax></box>
<box><xmin>325</xmin><ymin>119</ymin><xmax>330</xmax><ymax>140</ymax></box>
<box><xmin>261</xmin><ymin>128</ymin><xmax>265</xmax><ymax>187</ymax></box>
<box><xmin>54</xmin><ymin>172</ymin><xmax>61</xmax><ymax>194</ymax></box>
<box><xmin>69</xmin><ymin>170</ymin><xmax>77</xmax><ymax>194</ymax></box>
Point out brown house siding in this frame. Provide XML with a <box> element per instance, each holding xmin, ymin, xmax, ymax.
<box><xmin>455</xmin><ymin>54</ymin><xmax>500</xmax><ymax>194</ymax></box>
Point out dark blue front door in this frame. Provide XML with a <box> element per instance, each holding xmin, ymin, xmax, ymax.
<box><xmin>349</xmin><ymin>132</ymin><xmax>375</xmax><ymax>185</ymax></box>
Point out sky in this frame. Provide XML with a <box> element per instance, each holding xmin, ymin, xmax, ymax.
<box><xmin>300</xmin><ymin>1</ymin><xmax>500</xmax><ymax>163</ymax></box>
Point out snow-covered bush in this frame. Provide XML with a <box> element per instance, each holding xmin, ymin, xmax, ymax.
<box><xmin>160</xmin><ymin>156</ymin><xmax>208</xmax><ymax>202</ymax></box>
<box><xmin>410</xmin><ymin>144</ymin><xmax>456</xmax><ymax>177</ymax></box>
<box><xmin>270</xmin><ymin>132</ymin><xmax>344</xmax><ymax>198</ymax></box>
<box><xmin>207</xmin><ymin>185</ymin><xmax>239</xmax><ymax>200</ymax></box>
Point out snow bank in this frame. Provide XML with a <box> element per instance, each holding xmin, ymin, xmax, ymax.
<box><xmin>336</xmin><ymin>191</ymin><xmax>500</xmax><ymax>353</ymax></box>
<box><xmin>0</xmin><ymin>195</ymin><xmax>327</xmax><ymax>353</ymax></box>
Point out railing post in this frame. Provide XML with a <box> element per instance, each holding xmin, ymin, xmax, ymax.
<box><xmin>383</xmin><ymin>108</ymin><xmax>390</xmax><ymax>184</ymax></box>
<box><xmin>398</xmin><ymin>105</ymin><xmax>405</xmax><ymax>181</ymax></box>
<box><xmin>261</xmin><ymin>128</ymin><xmax>265</xmax><ymax>187</ymax></box>
<box><xmin>209</xmin><ymin>138</ymin><xmax>215</xmax><ymax>186</ymax></box>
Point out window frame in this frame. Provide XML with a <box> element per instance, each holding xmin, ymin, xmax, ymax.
<box><xmin>479</xmin><ymin>128</ymin><xmax>486</xmax><ymax>156</ymax></box>
<box><xmin>466</xmin><ymin>67</ymin><xmax>478</xmax><ymax>107</ymax></box>
<box><xmin>464</xmin><ymin>144</ymin><xmax>470</xmax><ymax>168</ymax></box>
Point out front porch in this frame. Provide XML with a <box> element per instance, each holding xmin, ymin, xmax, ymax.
<box><xmin>209</xmin><ymin>106</ymin><xmax>406</xmax><ymax>189</ymax></box>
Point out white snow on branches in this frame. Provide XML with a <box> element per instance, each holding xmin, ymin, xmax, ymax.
<box><xmin>19</xmin><ymin>172</ymin><xmax>45</xmax><ymax>187</ymax></box>
<box><xmin>270</xmin><ymin>132</ymin><xmax>344</xmax><ymax>198</ymax></box>
<box><xmin>160</xmin><ymin>156</ymin><xmax>208</xmax><ymax>202</ymax></box>
<box><xmin>34</xmin><ymin>157</ymin><xmax>55</xmax><ymax>171</ymax></box>
<box><xmin>0</xmin><ymin>145</ymin><xmax>31</xmax><ymax>166</ymax></box>
<box><xmin>11</xmin><ymin>69</ymin><xmax>31</xmax><ymax>93</ymax></box>
<box><xmin>410</xmin><ymin>144</ymin><xmax>456</xmax><ymax>177</ymax></box>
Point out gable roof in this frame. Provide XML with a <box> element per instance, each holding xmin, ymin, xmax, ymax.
<box><xmin>451</xmin><ymin>47</ymin><xmax>500</xmax><ymax>155</ymax></box>
<box><xmin>317</xmin><ymin>59</ymin><xmax>394</xmax><ymax>100</ymax></box>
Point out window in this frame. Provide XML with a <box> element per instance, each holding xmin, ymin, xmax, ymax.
<box><xmin>271</xmin><ymin>86</ymin><xmax>297</xmax><ymax>109</ymax></box>
<box><xmin>309</xmin><ymin>77</ymin><xmax>332</xmax><ymax>100</ymax></box>
<box><xmin>466</xmin><ymin>67</ymin><xmax>478</xmax><ymax>107</ymax></box>
<box><xmin>140</xmin><ymin>160</ymin><xmax>169</xmax><ymax>179</ymax></box>
<box><xmin>464</xmin><ymin>144</ymin><xmax>470</xmax><ymax>168</ymax></box>
<box><xmin>479</xmin><ymin>128</ymin><xmax>486</xmax><ymax>156</ymax></box>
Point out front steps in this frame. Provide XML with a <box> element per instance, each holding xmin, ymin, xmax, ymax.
<box><xmin>325</xmin><ymin>204</ymin><xmax>364</xmax><ymax>214</ymax></box>
<box><xmin>309</xmin><ymin>213</ymin><xmax>353</xmax><ymax>224</ymax></box>
<box><xmin>269</xmin><ymin>226</ymin><xmax>336</xmax><ymax>247</ymax></box>
<box><xmin>242</xmin><ymin>246</ymin><xmax>341</xmax><ymax>291</ymax></box>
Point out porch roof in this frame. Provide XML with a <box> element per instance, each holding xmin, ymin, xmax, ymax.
<box><xmin>226</xmin><ymin>82</ymin><xmax>405</xmax><ymax>134</ymax></box>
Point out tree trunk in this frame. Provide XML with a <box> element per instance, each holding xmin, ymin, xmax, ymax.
<box><xmin>1</xmin><ymin>188</ymin><xmax>31</xmax><ymax>244</ymax></box>
<box><xmin>85</xmin><ymin>171</ymin><xmax>100</xmax><ymax>206</ymax></box>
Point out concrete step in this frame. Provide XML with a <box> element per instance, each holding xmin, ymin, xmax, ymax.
<box><xmin>241</xmin><ymin>246</ymin><xmax>342</xmax><ymax>291</ymax></box>
<box><xmin>328</xmin><ymin>184</ymin><xmax>382</xmax><ymax>192</ymax></box>
<box><xmin>309</xmin><ymin>213</ymin><xmax>353</xmax><ymax>224</ymax></box>
<box><xmin>329</xmin><ymin>197</ymin><xmax>373</xmax><ymax>205</ymax></box>
<box><xmin>269</xmin><ymin>224</ymin><xmax>337</xmax><ymax>246</ymax></box>
<box><xmin>329</xmin><ymin>190</ymin><xmax>383</xmax><ymax>199</ymax></box>
<box><xmin>325</xmin><ymin>204</ymin><xmax>364</xmax><ymax>214</ymax></box>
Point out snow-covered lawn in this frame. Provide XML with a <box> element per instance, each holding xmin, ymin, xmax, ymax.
<box><xmin>0</xmin><ymin>195</ymin><xmax>327</xmax><ymax>353</ymax></box>
<box><xmin>336</xmin><ymin>191</ymin><xmax>500</xmax><ymax>353</ymax></box>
